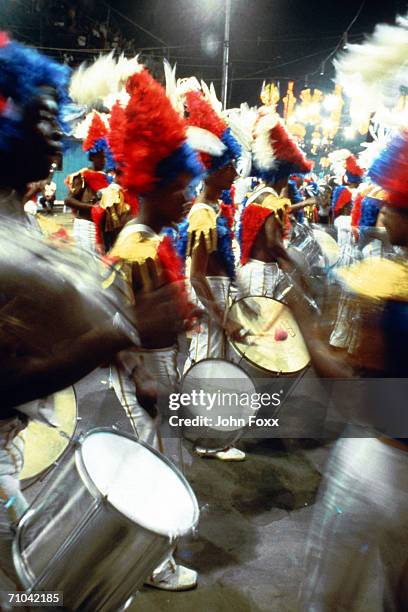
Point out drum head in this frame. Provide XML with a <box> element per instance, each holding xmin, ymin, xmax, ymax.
<box><xmin>80</xmin><ymin>430</ymin><xmax>198</xmax><ymax>537</ymax></box>
<box><xmin>313</xmin><ymin>229</ymin><xmax>340</xmax><ymax>267</ymax></box>
<box><xmin>228</xmin><ymin>297</ymin><xmax>310</xmax><ymax>375</ymax></box>
<box><xmin>20</xmin><ymin>386</ymin><xmax>77</xmax><ymax>486</ymax></box>
<box><xmin>182</xmin><ymin>359</ymin><xmax>256</xmax><ymax>430</ymax></box>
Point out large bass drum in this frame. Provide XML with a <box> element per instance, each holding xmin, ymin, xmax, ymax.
<box><xmin>19</xmin><ymin>387</ymin><xmax>77</xmax><ymax>489</ymax></box>
<box><xmin>13</xmin><ymin>428</ymin><xmax>199</xmax><ymax>612</ymax></box>
<box><xmin>181</xmin><ymin>359</ymin><xmax>257</xmax><ymax>451</ymax></box>
<box><xmin>227</xmin><ymin>296</ymin><xmax>310</xmax><ymax>379</ymax></box>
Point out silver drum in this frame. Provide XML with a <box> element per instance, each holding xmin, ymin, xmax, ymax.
<box><xmin>181</xmin><ymin>358</ymin><xmax>257</xmax><ymax>451</ymax></box>
<box><xmin>13</xmin><ymin>428</ymin><xmax>199</xmax><ymax>612</ymax></box>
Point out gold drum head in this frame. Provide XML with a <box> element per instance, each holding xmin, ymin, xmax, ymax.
<box><xmin>228</xmin><ymin>296</ymin><xmax>310</xmax><ymax>374</ymax></box>
<box><xmin>20</xmin><ymin>386</ymin><xmax>77</xmax><ymax>484</ymax></box>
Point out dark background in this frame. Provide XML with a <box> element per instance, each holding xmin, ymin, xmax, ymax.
<box><xmin>1</xmin><ymin>0</ymin><xmax>407</xmax><ymax>104</ymax></box>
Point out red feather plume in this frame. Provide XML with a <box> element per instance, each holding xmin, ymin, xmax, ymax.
<box><xmin>270</xmin><ymin>123</ymin><xmax>312</xmax><ymax>172</ymax></box>
<box><xmin>83</xmin><ymin>111</ymin><xmax>108</xmax><ymax>152</ymax></box>
<box><xmin>91</xmin><ymin>204</ymin><xmax>106</xmax><ymax>250</ymax></box>
<box><xmin>82</xmin><ymin>170</ymin><xmax>110</xmax><ymax>192</ymax></box>
<box><xmin>0</xmin><ymin>32</ymin><xmax>10</xmax><ymax>48</ymax></box>
<box><xmin>157</xmin><ymin>236</ymin><xmax>196</xmax><ymax>325</ymax></box>
<box><xmin>334</xmin><ymin>186</ymin><xmax>352</xmax><ymax>215</ymax></box>
<box><xmin>346</xmin><ymin>154</ymin><xmax>364</xmax><ymax>178</ymax></box>
<box><xmin>108</xmin><ymin>101</ymin><xmax>126</xmax><ymax>169</ymax></box>
<box><xmin>184</xmin><ymin>91</ymin><xmax>227</xmax><ymax>139</ymax></box>
<box><xmin>121</xmin><ymin>68</ymin><xmax>187</xmax><ymax>195</ymax></box>
<box><xmin>351</xmin><ymin>192</ymin><xmax>363</xmax><ymax>227</ymax></box>
<box><xmin>240</xmin><ymin>204</ymin><xmax>276</xmax><ymax>265</ymax></box>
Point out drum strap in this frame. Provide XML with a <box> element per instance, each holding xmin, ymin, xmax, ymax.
<box><xmin>118</xmin><ymin>223</ymin><xmax>158</xmax><ymax>241</ymax></box>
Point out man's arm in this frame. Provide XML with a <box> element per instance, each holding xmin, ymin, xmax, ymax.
<box><xmin>0</xmin><ymin>281</ymin><xmax>202</xmax><ymax>412</ymax></box>
<box><xmin>1</xmin><ymin>322</ymin><xmax>131</xmax><ymax>409</ymax></box>
<box><xmin>190</xmin><ymin>234</ymin><xmax>225</xmax><ymax>324</ymax></box>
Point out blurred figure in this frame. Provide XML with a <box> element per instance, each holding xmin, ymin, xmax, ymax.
<box><xmin>0</xmin><ymin>35</ymin><xmax>195</xmax><ymax>602</ymax></box>
<box><xmin>279</xmin><ymin>130</ymin><xmax>408</xmax><ymax>612</ymax></box>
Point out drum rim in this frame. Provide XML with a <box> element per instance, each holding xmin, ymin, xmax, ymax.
<box><xmin>75</xmin><ymin>427</ymin><xmax>200</xmax><ymax>537</ymax></box>
<box><xmin>312</xmin><ymin>228</ymin><xmax>340</xmax><ymax>267</ymax></box>
<box><xmin>228</xmin><ymin>296</ymin><xmax>311</xmax><ymax>375</ymax></box>
<box><xmin>20</xmin><ymin>385</ymin><xmax>78</xmax><ymax>489</ymax></box>
<box><xmin>181</xmin><ymin>358</ymin><xmax>257</xmax><ymax>451</ymax></box>
<box><xmin>182</xmin><ymin>356</ymin><xmax>256</xmax><ymax>381</ymax></box>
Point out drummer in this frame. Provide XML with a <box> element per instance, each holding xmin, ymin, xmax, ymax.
<box><xmin>174</xmin><ymin>84</ymin><xmax>248</xmax><ymax>461</ymax></box>
<box><xmin>236</xmin><ymin>110</ymin><xmax>312</xmax><ymax>300</ymax></box>
<box><xmin>69</xmin><ymin>56</ymin><xmax>205</xmax><ymax>590</ymax></box>
<box><xmin>282</xmin><ymin>129</ymin><xmax>408</xmax><ymax>612</ymax></box>
<box><xmin>0</xmin><ymin>38</ymin><xmax>196</xmax><ymax>597</ymax></box>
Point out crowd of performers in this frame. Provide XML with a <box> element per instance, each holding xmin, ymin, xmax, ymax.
<box><xmin>0</xmin><ymin>21</ymin><xmax>407</xmax><ymax>611</ymax></box>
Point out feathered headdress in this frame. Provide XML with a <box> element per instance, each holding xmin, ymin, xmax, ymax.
<box><xmin>183</xmin><ymin>90</ymin><xmax>241</xmax><ymax>171</ymax></box>
<box><xmin>252</xmin><ymin>107</ymin><xmax>312</xmax><ymax>184</ymax></box>
<box><xmin>345</xmin><ymin>154</ymin><xmax>364</xmax><ymax>184</ymax></box>
<box><xmin>0</xmin><ymin>32</ymin><xmax>70</xmax><ymax>154</ymax></box>
<box><xmin>331</xmin><ymin>185</ymin><xmax>353</xmax><ymax>215</ymax></box>
<box><xmin>367</xmin><ymin>129</ymin><xmax>408</xmax><ymax>208</ymax></box>
<box><xmin>164</xmin><ymin>61</ymin><xmax>241</xmax><ymax>172</ymax></box>
<box><xmin>335</xmin><ymin>15</ymin><xmax>408</xmax><ymax>118</ymax></box>
<box><xmin>70</xmin><ymin>55</ymin><xmax>203</xmax><ymax>196</ymax></box>
<box><xmin>223</xmin><ymin>103</ymin><xmax>258</xmax><ymax>178</ymax></box>
<box><xmin>76</xmin><ymin>110</ymin><xmax>115</xmax><ymax>171</ymax></box>
<box><xmin>328</xmin><ymin>149</ymin><xmax>364</xmax><ymax>185</ymax></box>
<box><xmin>239</xmin><ymin>187</ymin><xmax>291</xmax><ymax>264</ymax></box>
<box><xmin>117</xmin><ymin>65</ymin><xmax>203</xmax><ymax>196</ymax></box>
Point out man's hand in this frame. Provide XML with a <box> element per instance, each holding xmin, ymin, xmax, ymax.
<box><xmin>132</xmin><ymin>356</ymin><xmax>159</xmax><ymax>418</ymax></box>
<box><xmin>224</xmin><ymin>318</ymin><xmax>249</xmax><ymax>343</ymax></box>
<box><xmin>133</xmin><ymin>281</ymin><xmax>203</xmax><ymax>345</ymax></box>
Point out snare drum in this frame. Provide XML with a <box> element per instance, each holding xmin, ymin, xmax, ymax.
<box><xmin>181</xmin><ymin>359</ymin><xmax>257</xmax><ymax>451</ymax></box>
<box><xmin>313</xmin><ymin>228</ymin><xmax>340</xmax><ymax>268</ymax></box>
<box><xmin>20</xmin><ymin>387</ymin><xmax>77</xmax><ymax>488</ymax></box>
<box><xmin>288</xmin><ymin>223</ymin><xmax>325</xmax><ymax>272</ymax></box>
<box><xmin>13</xmin><ymin>428</ymin><xmax>199</xmax><ymax>612</ymax></box>
<box><xmin>227</xmin><ymin>296</ymin><xmax>310</xmax><ymax>378</ymax></box>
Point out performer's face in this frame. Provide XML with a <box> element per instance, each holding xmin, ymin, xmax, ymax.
<box><xmin>382</xmin><ymin>205</ymin><xmax>408</xmax><ymax>247</ymax></box>
<box><xmin>209</xmin><ymin>162</ymin><xmax>237</xmax><ymax>190</ymax></box>
<box><xmin>90</xmin><ymin>150</ymin><xmax>106</xmax><ymax>172</ymax></box>
<box><xmin>21</xmin><ymin>86</ymin><xmax>63</xmax><ymax>183</ymax></box>
<box><xmin>153</xmin><ymin>172</ymin><xmax>192</xmax><ymax>225</ymax></box>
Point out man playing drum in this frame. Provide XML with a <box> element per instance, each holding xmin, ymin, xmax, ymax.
<box><xmin>70</xmin><ymin>55</ymin><xmax>204</xmax><ymax>590</ymax></box>
<box><xmin>0</xmin><ymin>37</ymin><xmax>195</xmax><ymax>600</ymax></box>
<box><xmin>236</xmin><ymin>109</ymin><xmax>312</xmax><ymax>300</ymax></box>
<box><xmin>173</xmin><ymin>85</ymin><xmax>247</xmax><ymax>461</ymax></box>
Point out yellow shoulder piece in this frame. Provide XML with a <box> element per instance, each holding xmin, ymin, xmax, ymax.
<box><xmin>110</xmin><ymin>230</ymin><xmax>160</xmax><ymax>264</ymax></box>
<box><xmin>336</xmin><ymin>258</ymin><xmax>408</xmax><ymax>302</ymax></box>
<box><xmin>100</xmin><ymin>185</ymin><xmax>123</xmax><ymax>209</ymax></box>
<box><xmin>65</xmin><ymin>168</ymin><xmax>88</xmax><ymax>188</ymax></box>
<box><xmin>187</xmin><ymin>205</ymin><xmax>218</xmax><ymax>256</ymax></box>
<box><xmin>262</xmin><ymin>195</ymin><xmax>291</xmax><ymax>214</ymax></box>
<box><xmin>109</xmin><ymin>229</ymin><xmax>162</xmax><ymax>291</ymax></box>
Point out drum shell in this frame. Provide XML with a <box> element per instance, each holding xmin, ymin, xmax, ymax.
<box><xmin>14</xmin><ymin>429</ymin><xmax>199</xmax><ymax>612</ymax></box>
<box><xmin>181</xmin><ymin>359</ymin><xmax>257</xmax><ymax>452</ymax></box>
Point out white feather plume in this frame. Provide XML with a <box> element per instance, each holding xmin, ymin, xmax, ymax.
<box><xmin>186</xmin><ymin>126</ymin><xmax>226</xmax><ymax>156</ymax></box>
<box><xmin>72</xmin><ymin>110</ymin><xmax>110</xmax><ymax>141</ymax></box>
<box><xmin>223</xmin><ymin>103</ymin><xmax>257</xmax><ymax>152</ymax></box>
<box><xmin>335</xmin><ymin>15</ymin><xmax>408</xmax><ymax>112</ymax></box>
<box><xmin>252</xmin><ymin>108</ymin><xmax>279</xmax><ymax>171</ymax></box>
<box><xmin>327</xmin><ymin>148</ymin><xmax>351</xmax><ymax>176</ymax></box>
<box><xmin>358</xmin><ymin>123</ymin><xmax>392</xmax><ymax>170</ymax></box>
<box><xmin>200</xmin><ymin>80</ymin><xmax>223</xmax><ymax>114</ymax></box>
<box><xmin>69</xmin><ymin>53</ymin><xmax>143</xmax><ymax>106</ymax></box>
